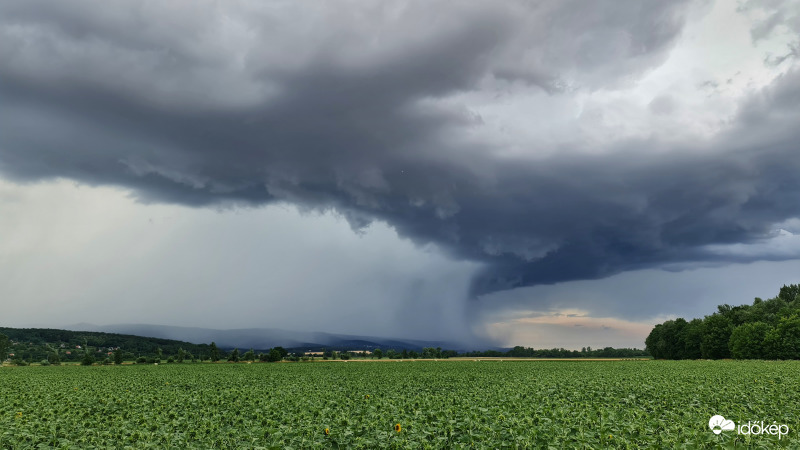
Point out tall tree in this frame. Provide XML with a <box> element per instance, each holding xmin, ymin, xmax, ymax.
<box><xmin>242</xmin><ymin>349</ymin><xmax>255</xmax><ymax>362</ymax></box>
<box><xmin>113</xmin><ymin>348</ymin><xmax>124</xmax><ymax>365</ymax></box>
<box><xmin>209</xmin><ymin>342</ymin><xmax>220</xmax><ymax>362</ymax></box>
<box><xmin>681</xmin><ymin>318</ymin><xmax>704</xmax><ymax>359</ymax></box>
<box><xmin>764</xmin><ymin>314</ymin><xmax>800</xmax><ymax>359</ymax></box>
<box><xmin>779</xmin><ymin>284</ymin><xmax>800</xmax><ymax>303</ymax></box>
<box><xmin>701</xmin><ymin>314</ymin><xmax>733</xmax><ymax>359</ymax></box>
<box><xmin>0</xmin><ymin>333</ymin><xmax>9</xmax><ymax>362</ymax></box>
<box><xmin>645</xmin><ymin>324</ymin><xmax>666</xmax><ymax>359</ymax></box>
<box><xmin>267</xmin><ymin>348</ymin><xmax>282</xmax><ymax>362</ymax></box>
<box><xmin>81</xmin><ymin>351</ymin><xmax>95</xmax><ymax>366</ymax></box>
<box><xmin>729</xmin><ymin>322</ymin><xmax>771</xmax><ymax>359</ymax></box>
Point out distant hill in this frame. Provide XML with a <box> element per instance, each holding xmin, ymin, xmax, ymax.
<box><xmin>0</xmin><ymin>326</ymin><xmax>210</xmax><ymax>363</ymax></box>
<box><xmin>1</xmin><ymin>325</ymin><xmax>645</xmax><ymax>363</ymax></box>
<box><xmin>64</xmin><ymin>323</ymin><xmax>466</xmax><ymax>352</ymax></box>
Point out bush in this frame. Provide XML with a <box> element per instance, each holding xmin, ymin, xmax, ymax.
<box><xmin>40</xmin><ymin>359</ymin><xmax>51</xmax><ymax>366</ymax></box>
<box><xmin>136</xmin><ymin>356</ymin><xmax>147</xmax><ymax>364</ymax></box>
<box><xmin>12</xmin><ymin>358</ymin><xmax>28</xmax><ymax>366</ymax></box>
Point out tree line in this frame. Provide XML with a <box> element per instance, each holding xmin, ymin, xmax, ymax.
<box><xmin>645</xmin><ymin>284</ymin><xmax>800</xmax><ymax>359</ymax></box>
<box><xmin>0</xmin><ymin>328</ymin><xmax>464</xmax><ymax>366</ymax></box>
<box><xmin>1</xmin><ymin>325</ymin><xmax>652</xmax><ymax>364</ymax></box>
<box><xmin>462</xmin><ymin>346</ymin><xmax>648</xmax><ymax>358</ymax></box>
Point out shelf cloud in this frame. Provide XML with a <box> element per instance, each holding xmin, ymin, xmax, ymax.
<box><xmin>2</xmin><ymin>0</ymin><xmax>800</xmax><ymax>346</ymax></box>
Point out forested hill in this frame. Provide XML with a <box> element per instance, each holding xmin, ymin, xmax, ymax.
<box><xmin>645</xmin><ymin>284</ymin><xmax>800</xmax><ymax>360</ymax></box>
<box><xmin>0</xmin><ymin>327</ymin><xmax>210</xmax><ymax>363</ymax></box>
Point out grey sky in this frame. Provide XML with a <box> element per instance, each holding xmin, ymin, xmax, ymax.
<box><xmin>1</xmin><ymin>0</ymin><xmax>800</xmax><ymax>348</ymax></box>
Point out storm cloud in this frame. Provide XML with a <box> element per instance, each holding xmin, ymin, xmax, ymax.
<box><xmin>2</xmin><ymin>0</ymin><xmax>800</xmax><ymax>319</ymax></box>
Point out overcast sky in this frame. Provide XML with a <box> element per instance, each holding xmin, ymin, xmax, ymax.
<box><xmin>2</xmin><ymin>0</ymin><xmax>800</xmax><ymax>349</ymax></box>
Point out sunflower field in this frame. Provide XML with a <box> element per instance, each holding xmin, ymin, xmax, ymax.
<box><xmin>1</xmin><ymin>360</ymin><xmax>799</xmax><ymax>448</ymax></box>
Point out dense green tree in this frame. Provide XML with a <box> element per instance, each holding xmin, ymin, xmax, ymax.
<box><xmin>209</xmin><ymin>342</ymin><xmax>220</xmax><ymax>362</ymax></box>
<box><xmin>681</xmin><ymin>319</ymin><xmax>704</xmax><ymax>359</ymax></box>
<box><xmin>48</xmin><ymin>352</ymin><xmax>61</xmax><ymax>365</ymax></box>
<box><xmin>666</xmin><ymin>319</ymin><xmax>688</xmax><ymax>359</ymax></box>
<box><xmin>761</xmin><ymin>296</ymin><xmax>789</xmax><ymax>323</ymax></box>
<box><xmin>779</xmin><ymin>284</ymin><xmax>800</xmax><ymax>302</ymax></box>
<box><xmin>729</xmin><ymin>322</ymin><xmax>771</xmax><ymax>359</ymax></box>
<box><xmin>421</xmin><ymin>347</ymin><xmax>435</xmax><ymax>358</ymax></box>
<box><xmin>764</xmin><ymin>314</ymin><xmax>800</xmax><ymax>359</ymax></box>
<box><xmin>81</xmin><ymin>352</ymin><xmax>95</xmax><ymax>366</ymax></box>
<box><xmin>648</xmin><ymin>284</ymin><xmax>800</xmax><ymax>360</ymax></box>
<box><xmin>80</xmin><ymin>341</ymin><xmax>95</xmax><ymax>366</ymax></box>
<box><xmin>266</xmin><ymin>348</ymin><xmax>282</xmax><ymax>362</ymax></box>
<box><xmin>242</xmin><ymin>349</ymin><xmax>255</xmax><ymax>362</ymax></box>
<box><xmin>701</xmin><ymin>314</ymin><xmax>733</xmax><ymax>359</ymax></box>
<box><xmin>228</xmin><ymin>348</ymin><xmax>240</xmax><ymax>362</ymax></box>
<box><xmin>113</xmin><ymin>348</ymin><xmax>124</xmax><ymax>365</ymax></box>
<box><xmin>176</xmin><ymin>348</ymin><xmax>186</xmax><ymax>363</ymax></box>
<box><xmin>645</xmin><ymin>324</ymin><xmax>665</xmax><ymax>359</ymax></box>
<box><xmin>373</xmin><ymin>348</ymin><xmax>383</xmax><ymax>359</ymax></box>
<box><xmin>0</xmin><ymin>333</ymin><xmax>9</xmax><ymax>361</ymax></box>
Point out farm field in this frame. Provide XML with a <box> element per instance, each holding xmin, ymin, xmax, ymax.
<box><xmin>2</xmin><ymin>360</ymin><xmax>799</xmax><ymax>448</ymax></box>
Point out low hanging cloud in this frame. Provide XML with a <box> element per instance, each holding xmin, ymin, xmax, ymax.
<box><xmin>2</xmin><ymin>0</ymin><xmax>800</xmax><ymax>307</ymax></box>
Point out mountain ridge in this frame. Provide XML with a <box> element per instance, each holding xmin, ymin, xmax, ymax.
<box><xmin>63</xmin><ymin>323</ymin><xmax>468</xmax><ymax>352</ymax></box>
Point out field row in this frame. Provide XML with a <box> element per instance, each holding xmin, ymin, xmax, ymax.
<box><xmin>2</xmin><ymin>360</ymin><xmax>799</xmax><ymax>448</ymax></box>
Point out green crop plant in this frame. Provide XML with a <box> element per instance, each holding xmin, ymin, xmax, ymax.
<box><xmin>1</xmin><ymin>361</ymin><xmax>798</xmax><ymax>448</ymax></box>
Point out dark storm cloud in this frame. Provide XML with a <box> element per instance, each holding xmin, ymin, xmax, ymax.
<box><xmin>2</xmin><ymin>0</ymin><xmax>799</xmax><ymax>302</ymax></box>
